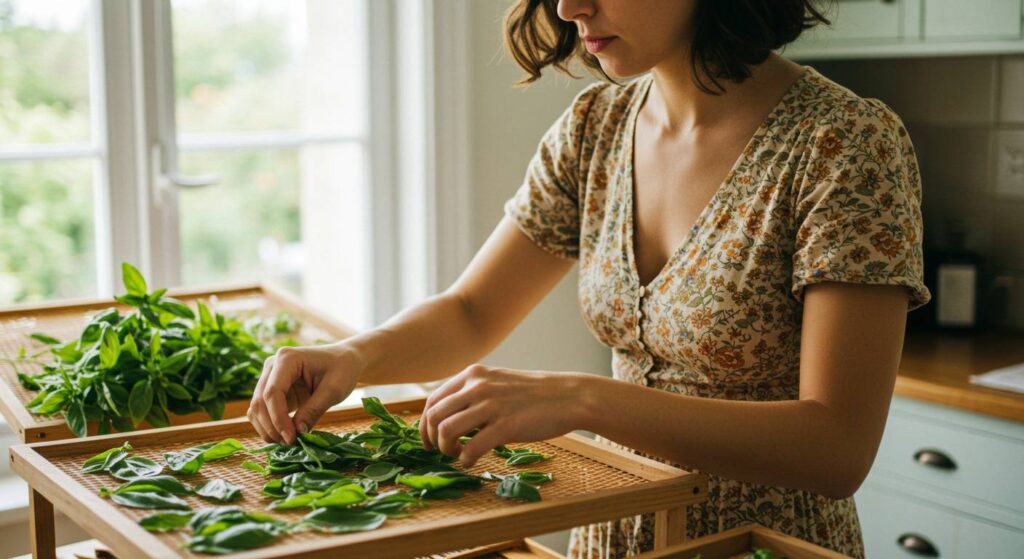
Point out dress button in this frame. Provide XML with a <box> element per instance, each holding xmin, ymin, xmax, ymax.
<box><xmin>635</xmin><ymin>309</ymin><xmax>643</xmax><ymax>319</ymax></box>
<box><xmin>639</xmin><ymin>285</ymin><xmax>647</xmax><ymax>297</ymax></box>
<box><xmin>637</xmin><ymin>340</ymin><xmax>645</xmax><ymax>351</ymax></box>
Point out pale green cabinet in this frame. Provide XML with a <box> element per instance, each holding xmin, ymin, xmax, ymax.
<box><xmin>924</xmin><ymin>0</ymin><xmax>1022</xmax><ymax>40</ymax></box>
<box><xmin>855</xmin><ymin>397</ymin><xmax>1024</xmax><ymax>557</ymax></box>
<box><xmin>786</xmin><ymin>0</ymin><xmax>1024</xmax><ymax>59</ymax></box>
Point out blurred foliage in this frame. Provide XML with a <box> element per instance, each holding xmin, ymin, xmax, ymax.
<box><xmin>0</xmin><ymin>0</ymin><xmax>304</xmax><ymax>305</ymax></box>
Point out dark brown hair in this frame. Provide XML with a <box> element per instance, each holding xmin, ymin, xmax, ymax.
<box><xmin>503</xmin><ymin>0</ymin><xmax>832</xmax><ymax>94</ymax></box>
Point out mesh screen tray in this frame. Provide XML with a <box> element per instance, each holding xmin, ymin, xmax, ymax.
<box><xmin>11</xmin><ymin>396</ymin><xmax>707</xmax><ymax>559</ymax></box>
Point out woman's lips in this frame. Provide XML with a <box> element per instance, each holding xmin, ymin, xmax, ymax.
<box><xmin>583</xmin><ymin>36</ymin><xmax>615</xmax><ymax>53</ymax></box>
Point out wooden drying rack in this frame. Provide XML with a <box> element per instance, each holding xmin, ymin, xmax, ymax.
<box><xmin>10</xmin><ymin>396</ymin><xmax>708</xmax><ymax>559</ymax></box>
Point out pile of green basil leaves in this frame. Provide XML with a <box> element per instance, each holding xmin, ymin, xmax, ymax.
<box><xmin>81</xmin><ymin>397</ymin><xmax>555</xmax><ymax>554</ymax></box>
<box><xmin>13</xmin><ymin>263</ymin><xmax>298</xmax><ymax>437</ymax></box>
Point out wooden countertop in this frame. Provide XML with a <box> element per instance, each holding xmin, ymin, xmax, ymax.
<box><xmin>897</xmin><ymin>329</ymin><xmax>1024</xmax><ymax>423</ymax></box>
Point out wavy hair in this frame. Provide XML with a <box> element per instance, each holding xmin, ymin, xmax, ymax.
<box><xmin>503</xmin><ymin>0</ymin><xmax>832</xmax><ymax>93</ymax></box>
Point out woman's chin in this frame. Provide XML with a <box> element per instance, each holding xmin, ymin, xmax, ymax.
<box><xmin>596</xmin><ymin>58</ymin><xmax>648</xmax><ymax>79</ymax></box>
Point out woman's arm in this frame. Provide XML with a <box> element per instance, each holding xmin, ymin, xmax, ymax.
<box><xmin>247</xmin><ymin>217</ymin><xmax>574</xmax><ymax>444</ymax></box>
<box><xmin>426</xmin><ymin>281</ymin><xmax>908</xmax><ymax>499</ymax></box>
<box><xmin>351</xmin><ymin>217</ymin><xmax>574</xmax><ymax>386</ymax></box>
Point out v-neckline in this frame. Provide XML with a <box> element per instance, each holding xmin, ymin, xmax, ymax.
<box><xmin>624</xmin><ymin>65</ymin><xmax>812</xmax><ymax>292</ymax></box>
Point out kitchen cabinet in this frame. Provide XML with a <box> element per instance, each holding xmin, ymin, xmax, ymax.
<box><xmin>786</xmin><ymin>0</ymin><xmax>1024</xmax><ymax>59</ymax></box>
<box><xmin>855</xmin><ymin>396</ymin><xmax>1024</xmax><ymax>558</ymax></box>
<box><xmin>924</xmin><ymin>0</ymin><xmax>1022</xmax><ymax>40</ymax></box>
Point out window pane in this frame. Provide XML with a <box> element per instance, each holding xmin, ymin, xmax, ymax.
<box><xmin>178</xmin><ymin>143</ymin><xmax>369</xmax><ymax>328</ymax></box>
<box><xmin>0</xmin><ymin>0</ymin><xmax>93</xmax><ymax>145</ymax></box>
<box><xmin>0</xmin><ymin>159</ymin><xmax>97</xmax><ymax>304</ymax></box>
<box><xmin>171</xmin><ymin>0</ymin><xmax>366</xmax><ymax>137</ymax></box>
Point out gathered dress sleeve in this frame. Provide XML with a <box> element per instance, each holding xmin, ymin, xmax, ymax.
<box><xmin>502</xmin><ymin>83</ymin><xmax>604</xmax><ymax>260</ymax></box>
<box><xmin>791</xmin><ymin>98</ymin><xmax>932</xmax><ymax>311</ymax></box>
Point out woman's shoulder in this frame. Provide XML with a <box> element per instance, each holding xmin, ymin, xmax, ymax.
<box><xmin>795</xmin><ymin>66</ymin><xmax>909</xmax><ymax>139</ymax></box>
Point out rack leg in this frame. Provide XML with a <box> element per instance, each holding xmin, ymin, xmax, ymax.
<box><xmin>30</xmin><ymin>489</ymin><xmax>56</xmax><ymax>559</ymax></box>
<box><xmin>653</xmin><ymin>505</ymin><xmax>687</xmax><ymax>549</ymax></box>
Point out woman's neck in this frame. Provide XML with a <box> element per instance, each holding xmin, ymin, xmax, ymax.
<box><xmin>644</xmin><ymin>52</ymin><xmax>798</xmax><ymax>135</ymax></box>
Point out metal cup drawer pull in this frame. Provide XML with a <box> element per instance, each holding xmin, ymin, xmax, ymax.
<box><xmin>897</xmin><ymin>533</ymin><xmax>940</xmax><ymax>557</ymax></box>
<box><xmin>913</xmin><ymin>448</ymin><xmax>957</xmax><ymax>471</ymax></box>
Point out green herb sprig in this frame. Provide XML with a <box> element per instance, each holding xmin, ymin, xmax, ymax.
<box><xmin>12</xmin><ymin>263</ymin><xmax>299</xmax><ymax>437</ymax></box>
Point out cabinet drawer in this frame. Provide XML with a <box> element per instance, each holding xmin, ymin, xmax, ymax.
<box><xmin>856</xmin><ymin>484</ymin><xmax>957</xmax><ymax>559</ymax></box>
<box><xmin>857</xmin><ymin>482</ymin><xmax>1024</xmax><ymax>558</ymax></box>
<box><xmin>872</xmin><ymin>410</ymin><xmax>1024</xmax><ymax>514</ymax></box>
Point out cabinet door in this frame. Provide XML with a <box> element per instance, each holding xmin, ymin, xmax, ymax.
<box><xmin>829</xmin><ymin>0</ymin><xmax>904</xmax><ymax>40</ymax></box>
<box><xmin>924</xmin><ymin>0</ymin><xmax>1022</xmax><ymax>39</ymax></box>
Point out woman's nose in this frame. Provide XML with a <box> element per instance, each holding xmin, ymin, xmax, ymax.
<box><xmin>556</xmin><ymin>0</ymin><xmax>595</xmax><ymax>23</ymax></box>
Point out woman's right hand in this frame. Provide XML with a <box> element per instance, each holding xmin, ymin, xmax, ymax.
<box><xmin>247</xmin><ymin>342</ymin><xmax>365</xmax><ymax>445</ymax></box>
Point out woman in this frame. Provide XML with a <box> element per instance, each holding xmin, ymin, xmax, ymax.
<box><xmin>247</xmin><ymin>1</ymin><xmax>930</xmax><ymax>556</ymax></box>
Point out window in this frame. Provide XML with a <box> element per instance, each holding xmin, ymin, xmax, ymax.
<box><xmin>0</xmin><ymin>0</ymin><xmax>99</xmax><ymax>303</ymax></box>
<box><xmin>0</xmin><ymin>0</ymin><xmax>387</xmax><ymax>330</ymax></box>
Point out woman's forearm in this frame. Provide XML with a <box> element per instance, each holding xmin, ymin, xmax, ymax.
<box><xmin>580</xmin><ymin>375</ymin><xmax>871</xmax><ymax>499</ymax></box>
<box><xmin>344</xmin><ymin>292</ymin><xmax>498</xmax><ymax>386</ymax></box>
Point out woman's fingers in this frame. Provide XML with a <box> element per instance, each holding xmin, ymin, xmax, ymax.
<box><xmin>434</xmin><ymin>404</ymin><xmax>492</xmax><ymax>459</ymax></box>
<box><xmin>457</xmin><ymin>421</ymin><xmax>508</xmax><ymax>469</ymax></box>
<box><xmin>419</xmin><ymin>372</ymin><xmax>470</xmax><ymax>448</ymax></box>
<box><xmin>423</xmin><ymin>389</ymin><xmax>474</xmax><ymax>450</ymax></box>
<box><xmin>262</xmin><ymin>347</ymin><xmax>302</xmax><ymax>445</ymax></box>
<box><xmin>248</xmin><ymin>356</ymin><xmax>277</xmax><ymax>442</ymax></box>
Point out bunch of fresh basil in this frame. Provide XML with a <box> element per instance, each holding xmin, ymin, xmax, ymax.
<box><xmin>14</xmin><ymin>262</ymin><xmax>299</xmax><ymax>437</ymax></box>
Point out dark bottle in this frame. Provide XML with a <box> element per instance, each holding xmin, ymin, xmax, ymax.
<box><xmin>933</xmin><ymin>219</ymin><xmax>981</xmax><ymax>330</ymax></box>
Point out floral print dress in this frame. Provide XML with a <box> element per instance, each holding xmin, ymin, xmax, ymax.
<box><xmin>503</xmin><ymin>65</ymin><xmax>931</xmax><ymax>559</ymax></box>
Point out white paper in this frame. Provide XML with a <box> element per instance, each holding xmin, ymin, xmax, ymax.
<box><xmin>969</xmin><ymin>362</ymin><xmax>1024</xmax><ymax>395</ymax></box>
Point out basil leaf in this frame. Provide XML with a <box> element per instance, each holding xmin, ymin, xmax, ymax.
<box><xmin>29</xmin><ymin>333</ymin><xmax>61</xmax><ymax>345</ymax></box>
<box><xmin>310</xmin><ymin>483</ymin><xmax>368</xmax><ymax>508</ymax></box>
<box><xmin>495</xmin><ymin>477</ymin><xmax>542</xmax><ymax>502</ymax></box>
<box><xmin>269</xmin><ymin>491</ymin><xmax>325</xmax><ymax>510</ymax></box>
<box><xmin>295</xmin><ymin>508</ymin><xmax>386</xmax><ymax>533</ymax></box>
<box><xmin>164</xmin><ymin>443</ymin><xmax>214</xmax><ymax>474</ymax></box>
<box><xmin>186</xmin><ymin>521</ymin><xmax>283</xmax><ymax>554</ymax></box>
<box><xmin>164</xmin><ymin>382</ymin><xmax>191</xmax><ymax>400</ymax></box>
<box><xmin>64</xmin><ymin>399</ymin><xmax>87</xmax><ymax>438</ymax></box>
<box><xmin>16</xmin><ymin>372</ymin><xmax>41</xmax><ymax>390</ymax></box>
<box><xmin>121</xmin><ymin>262</ymin><xmax>148</xmax><ymax>296</ymax></box>
<box><xmin>241</xmin><ymin>461</ymin><xmax>270</xmax><ymax>476</ymax></box>
<box><xmin>82</xmin><ymin>442</ymin><xmax>132</xmax><ymax>473</ymax></box>
<box><xmin>110</xmin><ymin>490</ymin><xmax>192</xmax><ymax>510</ymax></box>
<box><xmin>158</xmin><ymin>298</ymin><xmax>195</xmax><ymax>320</ymax></box>
<box><xmin>128</xmin><ymin>379</ymin><xmax>153</xmax><ymax>426</ymax></box>
<box><xmin>99</xmin><ymin>327</ymin><xmax>121</xmax><ymax>370</ymax></box>
<box><xmin>202</xmin><ymin>438</ymin><xmax>245</xmax><ymax>461</ymax></box>
<box><xmin>104</xmin><ymin>475</ymin><xmax>193</xmax><ymax>496</ymax></box>
<box><xmin>361</xmin><ymin>461</ymin><xmax>402</xmax><ymax>483</ymax></box>
<box><xmin>109</xmin><ymin>456</ymin><xmax>164</xmax><ymax>480</ymax></box>
<box><xmin>297</xmin><ymin>430</ymin><xmax>347</xmax><ymax>448</ymax></box>
<box><xmin>196</xmin><ymin>479</ymin><xmax>242</xmax><ymax>502</ymax></box>
<box><xmin>138</xmin><ymin>510</ymin><xmax>194</xmax><ymax>532</ymax></box>
<box><xmin>29</xmin><ymin>389</ymin><xmax>68</xmax><ymax>415</ymax></box>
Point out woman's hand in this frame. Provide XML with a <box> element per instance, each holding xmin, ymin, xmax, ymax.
<box><xmin>247</xmin><ymin>343</ymin><xmax>365</xmax><ymax>445</ymax></box>
<box><xmin>419</xmin><ymin>365</ymin><xmax>595</xmax><ymax>468</ymax></box>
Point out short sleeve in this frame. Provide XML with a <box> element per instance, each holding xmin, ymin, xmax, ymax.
<box><xmin>503</xmin><ymin>83</ymin><xmax>604</xmax><ymax>260</ymax></box>
<box><xmin>791</xmin><ymin>99</ymin><xmax>932</xmax><ymax>312</ymax></box>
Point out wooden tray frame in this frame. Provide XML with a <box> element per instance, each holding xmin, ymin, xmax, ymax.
<box><xmin>0</xmin><ymin>282</ymin><xmax>356</xmax><ymax>442</ymax></box>
<box><xmin>10</xmin><ymin>396</ymin><xmax>708</xmax><ymax>559</ymax></box>
<box><xmin>634</xmin><ymin>524</ymin><xmax>850</xmax><ymax>559</ymax></box>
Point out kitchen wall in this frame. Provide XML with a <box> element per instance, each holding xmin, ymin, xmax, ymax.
<box><xmin>811</xmin><ymin>55</ymin><xmax>1024</xmax><ymax>332</ymax></box>
<box><xmin>466</xmin><ymin>1</ymin><xmax>612</xmax><ymax>376</ymax></box>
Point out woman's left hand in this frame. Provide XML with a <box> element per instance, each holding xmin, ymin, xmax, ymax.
<box><xmin>419</xmin><ymin>365</ymin><xmax>594</xmax><ymax>468</ymax></box>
